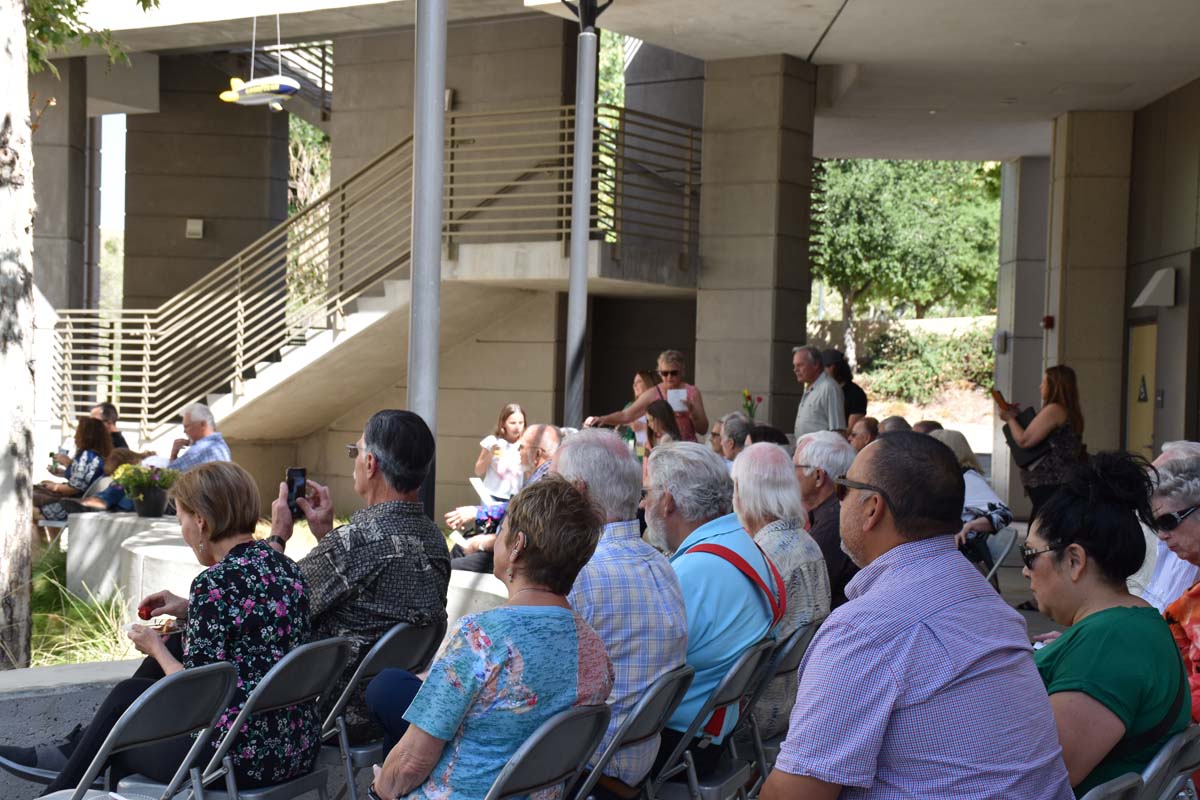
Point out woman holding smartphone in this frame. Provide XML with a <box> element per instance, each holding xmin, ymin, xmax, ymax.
<box><xmin>997</xmin><ymin>365</ymin><xmax>1085</xmax><ymax>521</ymax></box>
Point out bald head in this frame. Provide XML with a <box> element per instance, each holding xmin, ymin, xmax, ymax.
<box><xmin>1156</xmin><ymin>441</ymin><xmax>1200</xmax><ymax>468</ymax></box>
<box><xmin>520</xmin><ymin>424</ymin><xmax>561</xmax><ymax>472</ymax></box>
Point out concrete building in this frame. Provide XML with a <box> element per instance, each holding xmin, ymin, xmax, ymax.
<box><xmin>31</xmin><ymin>0</ymin><xmax>1200</xmax><ymax>518</ymax></box>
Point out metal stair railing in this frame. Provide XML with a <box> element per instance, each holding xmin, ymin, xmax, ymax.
<box><xmin>53</xmin><ymin>104</ymin><xmax>701</xmax><ymax>440</ymax></box>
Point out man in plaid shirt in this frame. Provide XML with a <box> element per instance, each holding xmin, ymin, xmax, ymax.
<box><xmin>555</xmin><ymin>430</ymin><xmax>688</xmax><ymax>797</ymax></box>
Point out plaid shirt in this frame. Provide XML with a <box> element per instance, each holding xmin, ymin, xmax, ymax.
<box><xmin>168</xmin><ymin>432</ymin><xmax>232</xmax><ymax>471</ymax></box>
<box><xmin>568</xmin><ymin>519</ymin><xmax>688</xmax><ymax>785</ymax></box>
<box><xmin>777</xmin><ymin>535</ymin><xmax>1073</xmax><ymax>799</ymax></box>
<box><xmin>297</xmin><ymin>500</ymin><xmax>450</xmax><ymax>738</ymax></box>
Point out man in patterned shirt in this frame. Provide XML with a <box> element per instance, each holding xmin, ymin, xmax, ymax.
<box><xmin>553</xmin><ymin>429</ymin><xmax>688</xmax><ymax>798</ymax></box>
<box><xmin>760</xmin><ymin>432</ymin><xmax>1073</xmax><ymax>800</ymax></box>
<box><xmin>269</xmin><ymin>409</ymin><xmax>450</xmax><ymax>741</ymax></box>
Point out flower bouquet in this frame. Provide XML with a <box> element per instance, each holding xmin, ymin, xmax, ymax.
<box><xmin>741</xmin><ymin>389</ymin><xmax>763</xmax><ymax>421</ymax></box>
<box><xmin>112</xmin><ymin>464</ymin><xmax>181</xmax><ymax>517</ymax></box>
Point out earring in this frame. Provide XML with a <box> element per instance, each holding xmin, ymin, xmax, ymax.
<box><xmin>506</xmin><ymin>565</ymin><xmax>514</xmax><ymax>582</ymax></box>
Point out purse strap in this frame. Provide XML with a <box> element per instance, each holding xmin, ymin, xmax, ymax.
<box><xmin>1107</xmin><ymin>658</ymin><xmax>1187</xmax><ymax>761</ymax></box>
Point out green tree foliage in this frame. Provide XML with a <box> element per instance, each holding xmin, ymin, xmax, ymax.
<box><xmin>811</xmin><ymin>158</ymin><xmax>999</xmax><ymax>358</ymax></box>
<box><xmin>598</xmin><ymin>29</ymin><xmax>624</xmax><ymax>107</ymax></box>
<box><xmin>26</xmin><ymin>0</ymin><xmax>158</xmax><ymax>77</ymax></box>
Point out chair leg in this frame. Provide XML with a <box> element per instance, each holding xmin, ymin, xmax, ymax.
<box><xmin>682</xmin><ymin>751</ymin><xmax>701</xmax><ymax>800</ymax></box>
<box><xmin>336</xmin><ymin>717</ymin><xmax>359</xmax><ymax>800</ymax></box>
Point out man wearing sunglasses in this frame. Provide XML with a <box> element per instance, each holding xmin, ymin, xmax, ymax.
<box><xmin>760</xmin><ymin>432</ymin><xmax>1072</xmax><ymax>800</ymax></box>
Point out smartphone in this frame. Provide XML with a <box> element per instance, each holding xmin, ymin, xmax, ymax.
<box><xmin>991</xmin><ymin>388</ymin><xmax>1011</xmax><ymax>409</ymax></box>
<box><xmin>286</xmin><ymin>467</ymin><xmax>307</xmax><ymax>518</ymax></box>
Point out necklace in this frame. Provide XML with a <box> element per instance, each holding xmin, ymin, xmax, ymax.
<box><xmin>510</xmin><ymin>587</ymin><xmax>561</xmax><ymax>599</ymax></box>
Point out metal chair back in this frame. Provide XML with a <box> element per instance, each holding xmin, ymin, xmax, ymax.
<box><xmin>985</xmin><ymin>528</ymin><xmax>1018</xmax><ymax>583</ymax></box>
<box><xmin>570</xmin><ymin>665</ymin><xmax>694</xmax><ymax>800</ymax></box>
<box><xmin>1077</xmin><ymin>772</ymin><xmax>1142</xmax><ymax>800</ymax></box>
<box><xmin>59</xmin><ymin>662</ymin><xmax>237</xmax><ymax>800</ymax></box>
<box><xmin>1140</xmin><ymin>725</ymin><xmax>1200</xmax><ymax>800</ymax></box>
<box><xmin>482</xmin><ymin>704</ymin><xmax>611</xmax><ymax>800</ymax></box>
<box><xmin>649</xmin><ymin>638</ymin><xmax>775</xmax><ymax>795</ymax></box>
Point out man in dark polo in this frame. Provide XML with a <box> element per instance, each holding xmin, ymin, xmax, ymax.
<box><xmin>794</xmin><ymin>430</ymin><xmax>859</xmax><ymax>608</ymax></box>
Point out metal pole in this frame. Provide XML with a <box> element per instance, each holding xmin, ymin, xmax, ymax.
<box><xmin>563</xmin><ymin>0</ymin><xmax>605</xmax><ymax>429</ymax></box>
<box><xmin>408</xmin><ymin>0</ymin><xmax>446</xmax><ymax>517</ymax></box>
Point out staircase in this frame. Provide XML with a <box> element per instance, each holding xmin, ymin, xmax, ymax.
<box><xmin>51</xmin><ymin>104</ymin><xmax>702</xmax><ymax>448</ymax></box>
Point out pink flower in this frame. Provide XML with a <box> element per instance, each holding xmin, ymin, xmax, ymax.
<box><xmin>208</xmin><ymin>588</ymin><xmax>222</xmax><ymax>600</ymax></box>
<box><xmin>756</xmin><ymin>396</ymin><xmax>763</xmax><ymax>403</ymax></box>
<box><xmin>274</xmin><ymin>600</ymin><xmax>288</xmax><ymax>617</ymax></box>
<box><xmin>242</xmin><ymin>598</ymin><xmax>256</xmax><ymax>611</ymax></box>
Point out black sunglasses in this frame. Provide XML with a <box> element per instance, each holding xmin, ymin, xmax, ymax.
<box><xmin>1019</xmin><ymin>544</ymin><xmax>1060</xmax><ymax>569</ymax></box>
<box><xmin>658</xmin><ymin>369</ymin><xmax>680</xmax><ymax>377</ymax></box>
<box><xmin>833</xmin><ymin>476</ymin><xmax>898</xmax><ymax>517</ymax></box>
<box><xmin>1157</xmin><ymin>504</ymin><xmax>1199</xmax><ymax>532</ymax></box>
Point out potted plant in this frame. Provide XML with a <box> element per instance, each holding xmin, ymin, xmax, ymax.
<box><xmin>112</xmin><ymin>464</ymin><xmax>181</xmax><ymax>518</ymax></box>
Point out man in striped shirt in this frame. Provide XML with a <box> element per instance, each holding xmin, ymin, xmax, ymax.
<box><xmin>555</xmin><ymin>430</ymin><xmax>688</xmax><ymax>797</ymax></box>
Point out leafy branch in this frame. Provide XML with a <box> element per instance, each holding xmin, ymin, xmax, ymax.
<box><xmin>25</xmin><ymin>0</ymin><xmax>159</xmax><ymax>77</ymax></box>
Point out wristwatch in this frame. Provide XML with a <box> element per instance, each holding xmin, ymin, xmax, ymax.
<box><xmin>267</xmin><ymin>535</ymin><xmax>287</xmax><ymax>550</ymax></box>
<box><xmin>366</xmin><ymin>787</ymin><xmax>384</xmax><ymax>800</ymax></box>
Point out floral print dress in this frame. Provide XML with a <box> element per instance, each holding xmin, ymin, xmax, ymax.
<box><xmin>184</xmin><ymin>541</ymin><xmax>322</xmax><ymax>786</ymax></box>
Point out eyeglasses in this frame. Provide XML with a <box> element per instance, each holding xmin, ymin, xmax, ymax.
<box><xmin>1156</xmin><ymin>504</ymin><xmax>1199</xmax><ymax>532</ymax></box>
<box><xmin>1019</xmin><ymin>544</ymin><xmax>1059</xmax><ymax>569</ymax></box>
<box><xmin>658</xmin><ymin>369</ymin><xmax>680</xmax><ymax>377</ymax></box>
<box><xmin>346</xmin><ymin>443</ymin><xmax>359</xmax><ymax>459</ymax></box>
<box><xmin>833</xmin><ymin>476</ymin><xmax>898</xmax><ymax>517</ymax></box>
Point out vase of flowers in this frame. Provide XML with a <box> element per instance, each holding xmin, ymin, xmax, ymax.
<box><xmin>741</xmin><ymin>389</ymin><xmax>763</xmax><ymax>421</ymax></box>
<box><xmin>112</xmin><ymin>464</ymin><xmax>181</xmax><ymax>518</ymax></box>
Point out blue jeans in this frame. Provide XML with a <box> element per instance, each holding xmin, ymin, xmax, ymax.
<box><xmin>366</xmin><ymin>669</ymin><xmax>425</xmax><ymax>754</ymax></box>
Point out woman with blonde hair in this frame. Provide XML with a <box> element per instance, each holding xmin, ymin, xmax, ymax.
<box><xmin>475</xmin><ymin>402</ymin><xmax>526</xmax><ymax>500</ymax></box>
<box><xmin>2</xmin><ymin>462</ymin><xmax>322</xmax><ymax>794</ymax></box>
<box><xmin>585</xmin><ymin>349</ymin><xmax>710</xmax><ymax>441</ymax></box>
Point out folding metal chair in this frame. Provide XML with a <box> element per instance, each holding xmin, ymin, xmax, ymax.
<box><xmin>320</xmin><ymin>619</ymin><xmax>447</xmax><ymax>800</ymax></box>
<box><xmin>41</xmin><ymin>662</ymin><xmax>237</xmax><ymax>800</ymax></box>
<box><xmin>118</xmin><ymin>636</ymin><xmax>353</xmax><ymax>800</ymax></box>
<box><xmin>649</xmin><ymin>639</ymin><xmax>775</xmax><ymax>800</ymax></box>
<box><xmin>483</xmin><ymin>704</ymin><xmax>612</xmax><ymax>800</ymax></box>
<box><xmin>1078</xmin><ymin>772</ymin><xmax>1143</xmax><ymax>800</ymax></box>
<box><xmin>985</xmin><ymin>527</ymin><xmax>1018</xmax><ymax>584</ymax></box>
<box><xmin>571</xmin><ymin>664</ymin><xmax>694</xmax><ymax>800</ymax></box>
<box><xmin>1141</xmin><ymin>726</ymin><xmax>1200</xmax><ymax>800</ymax></box>
<box><xmin>742</xmin><ymin>618</ymin><xmax>825</xmax><ymax>793</ymax></box>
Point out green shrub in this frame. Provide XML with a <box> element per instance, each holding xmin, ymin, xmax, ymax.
<box><xmin>859</xmin><ymin>326</ymin><xmax>994</xmax><ymax>404</ymax></box>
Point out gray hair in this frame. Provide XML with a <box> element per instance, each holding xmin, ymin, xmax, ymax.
<box><xmin>879</xmin><ymin>415</ymin><xmax>912</xmax><ymax>434</ymax></box>
<box><xmin>180</xmin><ymin>402</ymin><xmax>216</xmax><ymax>429</ymax></box>
<box><xmin>722</xmin><ymin>414</ymin><xmax>754</xmax><ymax>449</ymax></box>
<box><xmin>796</xmin><ymin>430</ymin><xmax>856</xmax><ymax>480</ymax></box>
<box><xmin>732</xmin><ymin>443</ymin><xmax>805</xmax><ymax>528</ymax></box>
<box><xmin>647</xmin><ymin>441</ymin><xmax>733</xmax><ymax>523</ymax></box>
<box><xmin>792</xmin><ymin>344</ymin><xmax>821</xmax><ymax>365</ymax></box>
<box><xmin>1153</xmin><ymin>458</ymin><xmax>1200</xmax><ymax>507</ymax></box>
<box><xmin>554</xmin><ymin>429</ymin><xmax>641</xmax><ymax>522</ymax></box>
<box><xmin>1162</xmin><ymin>441</ymin><xmax>1200</xmax><ymax>461</ymax></box>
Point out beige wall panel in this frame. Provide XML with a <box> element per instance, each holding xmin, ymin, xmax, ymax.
<box><xmin>1063</xmin><ymin>112</ymin><xmax>1134</xmax><ymax>178</ymax></box>
<box><xmin>1061</xmin><ymin>177</ymin><xmax>1131</xmax><ymax>269</ymax></box>
<box><xmin>699</xmin><ymin>183</ymin><xmax>782</xmax><ymax>238</ymax></box>
<box><xmin>227</xmin><ymin>439</ymin><xmax>300</xmax><ymax>516</ymax></box>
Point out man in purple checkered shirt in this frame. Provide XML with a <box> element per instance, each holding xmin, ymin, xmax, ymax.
<box><xmin>555</xmin><ymin>430</ymin><xmax>688</xmax><ymax>796</ymax></box>
<box><xmin>762</xmin><ymin>432</ymin><xmax>1072</xmax><ymax>800</ymax></box>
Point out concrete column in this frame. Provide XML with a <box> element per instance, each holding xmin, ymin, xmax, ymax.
<box><xmin>992</xmin><ymin>157</ymin><xmax>1049</xmax><ymax>518</ymax></box>
<box><xmin>696</xmin><ymin>55</ymin><xmax>814</xmax><ymax>430</ymax></box>
<box><xmin>30</xmin><ymin>58</ymin><xmax>88</xmax><ymax>309</ymax></box>
<box><xmin>1045</xmin><ymin>111</ymin><xmax>1134</xmax><ymax>451</ymax></box>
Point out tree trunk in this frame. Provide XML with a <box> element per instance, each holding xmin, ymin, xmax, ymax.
<box><xmin>915</xmin><ymin>303</ymin><xmax>927</xmax><ymax>319</ymax></box>
<box><xmin>841</xmin><ymin>291</ymin><xmax>857</xmax><ymax>368</ymax></box>
<box><xmin>0</xmin><ymin>0</ymin><xmax>35</xmax><ymax>670</ymax></box>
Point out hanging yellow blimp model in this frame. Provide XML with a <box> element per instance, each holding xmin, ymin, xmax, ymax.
<box><xmin>218</xmin><ymin>75</ymin><xmax>301</xmax><ymax>112</ymax></box>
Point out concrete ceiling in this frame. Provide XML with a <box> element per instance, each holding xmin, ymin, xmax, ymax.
<box><xmin>532</xmin><ymin>0</ymin><xmax>1200</xmax><ymax>160</ymax></box>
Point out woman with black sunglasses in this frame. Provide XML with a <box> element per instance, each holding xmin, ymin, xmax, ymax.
<box><xmin>1022</xmin><ymin>451</ymin><xmax>1188</xmax><ymax>796</ymax></box>
<box><xmin>1154</xmin><ymin>457</ymin><xmax>1200</xmax><ymax>722</ymax></box>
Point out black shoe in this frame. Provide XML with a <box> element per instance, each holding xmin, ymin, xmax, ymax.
<box><xmin>1015</xmin><ymin>600</ymin><xmax>1038</xmax><ymax>611</ymax></box>
<box><xmin>0</xmin><ymin>724</ymin><xmax>84</xmax><ymax>784</ymax></box>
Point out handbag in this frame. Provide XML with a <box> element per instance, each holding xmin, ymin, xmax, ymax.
<box><xmin>1003</xmin><ymin>407</ymin><xmax>1051</xmax><ymax>468</ymax></box>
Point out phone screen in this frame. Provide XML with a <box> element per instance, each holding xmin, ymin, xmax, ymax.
<box><xmin>286</xmin><ymin>467</ymin><xmax>307</xmax><ymax>518</ymax></box>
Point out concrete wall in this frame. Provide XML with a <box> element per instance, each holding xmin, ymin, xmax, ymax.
<box><xmin>1126</xmin><ymin>76</ymin><xmax>1200</xmax><ymax>446</ymax></box>
<box><xmin>587</xmin><ymin>296</ymin><xmax>697</xmax><ymax>417</ymax></box>
<box><xmin>624</xmin><ymin>42</ymin><xmax>703</xmax><ymax>127</ymax></box>
<box><xmin>294</xmin><ymin>291</ymin><xmax>566</xmax><ymax>515</ymax></box>
<box><xmin>123</xmin><ymin>55</ymin><xmax>289</xmax><ymax>309</ymax></box>
<box><xmin>31</xmin><ymin>58</ymin><xmax>88</xmax><ymax>309</ymax></box>
<box><xmin>331</xmin><ymin>16</ymin><xmax>577</xmax><ymax>183</ymax></box>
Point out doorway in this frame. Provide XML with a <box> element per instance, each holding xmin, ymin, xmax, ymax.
<box><xmin>1125</xmin><ymin>322</ymin><xmax>1157</xmax><ymax>461</ymax></box>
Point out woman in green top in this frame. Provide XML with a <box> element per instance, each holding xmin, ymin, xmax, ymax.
<box><xmin>1023</xmin><ymin>451</ymin><xmax>1188</xmax><ymax>797</ymax></box>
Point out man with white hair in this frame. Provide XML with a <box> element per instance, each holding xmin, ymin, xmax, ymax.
<box><xmin>793</xmin><ymin>345</ymin><xmax>846</xmax><ymax>439</ymax></box>
<box><xmin>167</xmin><ymin>402</ymin><xmax>231</xmax><ymax>471</ymax></box>
<box><xmin>553</xmin><ymin>430</ymin><xmax>688</xmax><ymax>796</ymax></box>
<box><xmin>732</xmin><ymin>443</ymin><xmax>830</xmax><ymax>741</ymax></box>
<box><xmin>644</xmin><ymin>441</ymin><xmax>785</xmax><ymax>780</ymax></box>
<box><xmin>795</xmin><ymin>431</ymin><xmax>858</xmax><ymax>608</ymax></box>
<box><xmin>1142</xmin><ymin>441</ymin><xmax>1200</xmax><ymax>610</ymax></box>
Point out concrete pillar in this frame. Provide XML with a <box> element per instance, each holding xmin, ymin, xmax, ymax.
<box><xmin>30</xmin><ymin>58</ymin><xmax>88</xmax><ymax>309</ymax></box>
<box><xmin>1045</xmin><ymin>111</ymin><xmax>1134</xmax><ymax>452</ymax></box>
<box><xmin>993</xmin><ymin>157</ymin><xmax>1048</xmax><ymax>518</ymax></box>
<box><xmin>696</xmin><ymin>55</ymin><xmax>814</xmax><ymax>430</ymax></box>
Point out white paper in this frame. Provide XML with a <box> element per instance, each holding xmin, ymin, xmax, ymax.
<box><xmin>666</xmin><ymin>389</ymin><xmax>688</xmax><ymax>412</ymax></box>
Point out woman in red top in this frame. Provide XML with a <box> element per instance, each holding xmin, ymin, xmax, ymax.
<box><xmin>584</xmin><ymin>349</ymin><xmax>709</xmax><ymax>441</ymax></box>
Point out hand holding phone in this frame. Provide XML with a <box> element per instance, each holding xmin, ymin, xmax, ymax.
<box><xmin>286</xmin><ymin>467</ymin><xmax>307</xmax><ymax>519</ymax></box>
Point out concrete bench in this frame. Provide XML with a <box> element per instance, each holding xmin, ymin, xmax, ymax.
<box><xmin>66</xmin><ymin>513</ymin><xmax>183</xmax><ymax>601</ymax></box>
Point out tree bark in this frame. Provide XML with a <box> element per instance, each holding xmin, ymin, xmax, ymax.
<box><xmin>0</xmin><ymin>0</ymin><xmax>35</xmax><ymax>670</ymax></box>
<box><xmin>841</xmin><ymin>291</ymin><xmax>857</xmax><ymax>369</ymax></box>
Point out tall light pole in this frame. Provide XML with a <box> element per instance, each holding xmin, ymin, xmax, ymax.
<box><xmin>562</xmin><ymin>0</ymin><xmax>611</xmax><ymax>429</ymax></box>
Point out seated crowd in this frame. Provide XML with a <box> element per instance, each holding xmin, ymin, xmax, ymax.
<box><xmin>9</xmin><ymin>356</ymin><xmax>1200</xmax><ymax>800</ymax></box>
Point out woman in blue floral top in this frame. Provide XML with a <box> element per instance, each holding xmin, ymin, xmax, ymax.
<box><xmin>23</xmin><ymin>462</ymin><xmax>321</xmax><ymax>795</ymax></box>
<box><xmin>33</xmin><ymin>416</ymin><xmax>111</xmax><ymax>512</ymax></box>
